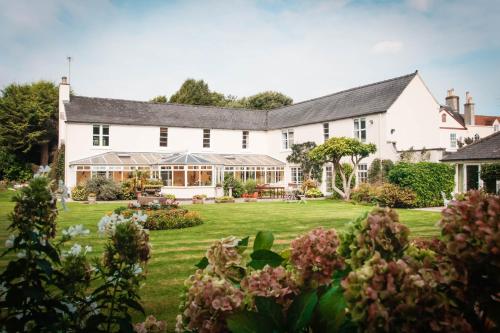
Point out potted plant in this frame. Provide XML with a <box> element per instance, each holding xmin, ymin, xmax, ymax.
<box><xmin>192</xmin><ymin>194</ymin><xmax>207</xmax><ymax>204</ymax></box>
<box><xmin>88</xmin><ymin>192</ymin><xmax>97</xmax><ymax>204</ymax></box>
<box><xmin>242</xmin><ymin>192</ymin><xmax>258</xmax><ymax>202</ymax></box>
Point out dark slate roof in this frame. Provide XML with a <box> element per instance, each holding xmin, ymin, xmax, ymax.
<box><xmin>267</xmin><ymin>72</ymin><xmax>418</xmax><ymax>129</ymax></box>
<box><xmin>65</xmin><ymin>97</ymin><xmax>268</xmax><ymax>130</ymax></box>
<box><xmin>440</xmin><ymin>105</ymin><xmax>466</xmax><ymax>128</ymax></box>
<box><xmin>441</xmin><ymin>131</ymin><xmax>500</xmax><ymax>161</ymax></box>
<box><xmin>65</xmin><ymin>72</ymin><xmax>418</xmax><ymax>130</ymax></box>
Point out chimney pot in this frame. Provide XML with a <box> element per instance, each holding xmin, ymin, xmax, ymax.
<box><xmin>61</xmin><ymin>76</ymin><xmax>68</xmax><ymax>85</ymax></box>
<box><xmin>464</xmin><ymin>91</ymin><xmax>475</xmax><ymax>126</ymax></box>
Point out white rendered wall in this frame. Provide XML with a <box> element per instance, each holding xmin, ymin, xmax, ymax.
<box><xmin>385</xmin><ymin>75</ymin><xmax>441</xmax><ymax>154</ymax></box>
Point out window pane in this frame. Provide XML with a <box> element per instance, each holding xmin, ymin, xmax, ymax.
<box><xmin>160</xmin><ymin>170</ymin><xmax>172</xmax><ymax>186</ymax></box>
<box><xmin>102</xmin><ymin>136</ymin><xmax>109</xmax><ymax>146</ymax></box>
<box><xmin>288</xmin><ymin>131</ymin><xmax>294</xmax><ymax>146</ymax></box>
<box><xmin>93</xmin><ymin>136</ymin><xmax>100</xmax><ymax>146</ymax></box>
<box><xmin>173</xmin><ymin>170</ymin><xmax>185</xmax><ymax>186</ymax></box>
<box><xmin>93</xmin><ymin>125</ymin><xmax>100</xmax><ymax>135</ymax></box>
<box><xmin>160</xmin><ymin>127</ymin><xmax>168</xmax><ymax>147</ymax></box>
<box><xmin>203</xmin><ymin>129</ymin><xmax>210</xmax><ymax>148</ymax></box>
<box><xmin>187</xmin><ymin>170</ymin><xmax>200</xmax><ymax>186</ymax></box>
<box><xmin>354</xmin><ymin>119</ymin><xmax>359</xmax><ymax>130</ymax></box>
<box><xmin>102</xmin><ymin>126</ymin><xmax>109</xmax><ymax>135</ymax></box>
<box><xmin>200</xmin><ymin>170</ymin><xmax>212</xmax><ymax>186</ymax></box>
<box><xmin>360</xmin><ymin>119</ymin><xmax>366</xmax><ymax>129</ymax></box>
<box><xmin>361</xmin><ymin>130</ymin><xmax>366</xmax><ymax>141</ymax></box>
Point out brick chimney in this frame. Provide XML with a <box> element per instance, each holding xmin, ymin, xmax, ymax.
<box><xmin>464</xmin><ymin>91</ymin><xmax>475</xmax><ymax>126</ymax></box>
<box><xmin>445</xmin><ymin>89</ymin><xmax>460</xmax><ymax>113</ymax></box>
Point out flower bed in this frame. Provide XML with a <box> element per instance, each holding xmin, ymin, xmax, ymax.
<box><xmin>215</xmin><ymin>196</ymin><xmax>235</xmax><ymax>203</ymax></box>
<box><xmin>176</xmin><ymin>191</ymin><xmax>500</xmax><ymax>333</ymax></box>
<box><xmin>114</xmin><ymin>205</ymin><xmax>203</xmax><ymax>231</ymax></box>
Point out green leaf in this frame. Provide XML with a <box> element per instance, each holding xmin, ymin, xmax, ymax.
<box><xmin>253</xmin><ymin>231</ymin><xmax>274</xmax><ymax>251</ymax></box>
<box><xmin>287</xmin><ymin>290</ymin><xmax>318</xmax><ymax>333</ymax></box>
<box><xmin>313</xmin><ymin>285</ymin><xmax>347</xmax><ymax>332</ymax></box>
<box><xmin>124</xmin><ymin>298</ymin><xmax>145</xmax><ymax>315</ymax></box>
<box><xmin>238</xmin><ymin>236</ymin><xmax>249</xmax><ymax>247</ymax></box>
<box><xmin>255</xmin><ymin>297</ymin><xmax>284</xmax><ymax>331</ymax></box>
<box><xmin>227</xmin><ymin>311</ymin><xmax>276</xmax><ymax>333</ymax></box>
<box><xmin>248</xmin><ymin>249</ymin><xmax>284</xmax><ymax>269</ymax></box>
<box><xmin>195</xmin><ymin>257</ymin><xmax>209</xmax><ymax>269</ymax></box>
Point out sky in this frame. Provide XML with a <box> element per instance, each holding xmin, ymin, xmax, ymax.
<box><xmin>0</xmin><ymin>0</ymin><xmax>499</xmax><ymax>115</ymax></box>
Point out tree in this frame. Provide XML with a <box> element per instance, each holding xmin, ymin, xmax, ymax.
<box><xmin>150</xmin><ymin>95</ymin><xmax>167</xmax><ymax>103</ymax></box>
<box><xmin>169</xmin><ymin>79</ymin><xmax>226</xmax><ymax>106</ymax></box>
<box><xmin>240</xmin><ymin>91</ymin><xmax>293</xmax><ymax>110</ymax></box>
<box><xmin>286</xmin><ymin>142</ymin><xmax>323</xmax><ymax>181</ymax></box>
<box><xmin>310</xmin><ymin>137</ymin><xmax>376</xmax><ymax>200</ymax></box>
<box><xmin>0</xmin><ymin>81</ymin><xmax>58</xmax><ymax>165</ymax></box>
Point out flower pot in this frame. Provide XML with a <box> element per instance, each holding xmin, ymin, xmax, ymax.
<box><xmin>88</xmin><ymin>193</ymin><xmax>97</xmax><ymax>204</ymax></box>
<box><xmin>192</xmin><ymin>198</ymin><xmax>205</xmax><ymax>204</ymax></box>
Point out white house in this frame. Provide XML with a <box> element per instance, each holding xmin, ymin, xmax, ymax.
<box><xmin>58</xmin><ymin>71</ymin><xmax>498</xmax><ymax>198</ymax></box>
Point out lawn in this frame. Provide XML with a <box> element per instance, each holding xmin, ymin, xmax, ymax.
<box><xmin>0</xmin><ymin>190</ymin><xmax>441</xmax><ymax>330</ymax></box>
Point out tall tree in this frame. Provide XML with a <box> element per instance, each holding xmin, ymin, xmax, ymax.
<box><xmin>150</xmin><ymin>95</ymin><xmax>167</xmax><ymax>103</ymax></box>
<box><xmin>286</xmin><ymin>142</ymin><xmax>323</xmax><ymax>181</ymax></box>
<box><xmin>0</xmin><ymin>81</ymin><xmax>58</xmax><ymax>165</ymax></box>
<box><xmin>310</xmin><ymin>137</ymin><xmax>376</xmax><ymax>200</ymax></box>
<box><xmin>169</xmin><ymin>79</ymin><xmax>226</xmax><ymax>106</ymax></box>
<box><xmin>241</xmin><ymin>91</ymin><xmax>293</xmax><ymax>110</ymax></box>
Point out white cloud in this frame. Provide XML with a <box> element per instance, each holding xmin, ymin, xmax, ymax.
<box><xmin>371</xmin><ymin>41</ymin><xmax>404</xmax><ymax>55</ymax></box>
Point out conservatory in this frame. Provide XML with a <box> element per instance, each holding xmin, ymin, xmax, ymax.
<box><xmin>69</xmin><ymin>152</ymin><xmax>285</xmax><ymax>199</ymax></box>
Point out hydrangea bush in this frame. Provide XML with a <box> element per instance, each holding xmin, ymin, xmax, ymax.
<box><xmin>177</xmin><ymin>192</ymin><xmax>500</xmax><ymax>333</ymax></box>
<box><xmin>0</xmin><ymin>176</ymin><xmax>154</xmax><ymax>332</ymax></box>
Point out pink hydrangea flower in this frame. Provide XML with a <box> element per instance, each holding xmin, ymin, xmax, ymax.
<box><xmin>205</xmin><ymin>236</ymin><xmax>242</xmax><ymax>277</ymax></box>
<box><xmin>290</xmin><ymin>228</ymin><xmax>345</xmax><ymax>286</ymax></box>
<box><xmin>241</xmin><ymin>265</ymin><xmax>297</xmax><ymax>307</ymax></box>
<box><xmin>177</xmin><ymin>270</ymin><xmax>244</xmax><ymax>333</ymax></box>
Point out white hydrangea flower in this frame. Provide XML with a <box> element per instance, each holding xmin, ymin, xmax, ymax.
<box><xmin>63</xmin><ymin>224</ymin><xmax>90</xmax><ymax>238</ymax></box>
<box><xmin>5</xmin><ymin>234</ymin><xmax>15</xmax><ymax>249</ymax></box>
<box><xmin>68</xmin><ymin>243</ymin><xmax>82</xmax><ymax>256</ymax></box>
<box><xmin>131</xmin><ymin>264</ymin><xmax>143</xmax><ymax>276</ymax></box>
<box><xmin>85</xmin><ymin>245</ymin><xmax>92</xmax><ymax>253</ymax></box>
<box><xmin>17</xmin><ymin>250</ymin><xmax>27</xmax><ymax>259</ymax></box>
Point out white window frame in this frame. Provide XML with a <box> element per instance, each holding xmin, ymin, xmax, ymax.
<box><xmin>281</xmin><ymin>129</ymin><xmax>294</xmax><ymax>150</ymax></box>
<box><xmin>323</xmin><ymin>123</ymin><xmax>330</xmax><ymax>142</ymax></box>
<box><xmin>291</xmin><ymin>167</ymin><xmax>303</xmax><ymax>184</ymax></box>
<box><xmin>494</xmin><ymin>124</ymin><xmax>499</xmax><ymax>132</ymax></box>
<box><xmin>450</xmin><ymin>133</ymin><xmax>457</xmax><ymax>148</ymax></box>
<box><xmin>242</xmin><ymin>130</ymin><xmax>249</xmax><ymax>149</ymax></box>
<box><xmin>92</xmin><ymin>124</ymin><xmax>109</xmax><ymax>147</ymax></box>
<box><xmin>203</xmin><ymin>129</ymin><xmax>211</xmax><ymax>148</ymax></box>
<box><xmin>354</xmin><ymin>118</ymin><xmax>366</xmax><ymax>142</ymax></box>
<box><xmin>159</xmin><ymin>127</ymin><xmax>168</xmax><ymax>147</ymax></box>
<box><xmin>357</xmin><ymin>163</ymin><xmax>368</xmax><ymax>183</ymax></box>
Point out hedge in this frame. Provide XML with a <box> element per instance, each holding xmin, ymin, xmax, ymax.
<box><xmin>388</xmin><ymin>162</ymin><xmax>454</xmax><ymax>207</ymax></box>
<box><xmin>480</xmin><ymin>163</ymin><xmax>500</xmax><ymax>194</ymax></box>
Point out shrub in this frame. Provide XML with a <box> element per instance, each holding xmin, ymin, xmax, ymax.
<box><xmin>163</xmin><ymin>193</ymin><xmax>176</xmax><ymax>200</ymax></box>
<box><xmin>244</xmin><ymin>179</ymin><xmax>257</xmax><ymax>194</ymax></box>
<box><xmin>223</xmin><ymin>174</ymin><xmax>244</xmax><ymax>198</ymax></box>
<box><xmin>377</xmin><ymin>183</ymin><xmax>417</xmax><ymax>208</ymax></box>
<box><xmin>388</xmin><ymin>162</ymin><xmax>454</xmax><ymax>207</ymax></box>
<box><xmin>71</xmin><ymin>185</ymin><xmax>88</xmax><ymax>201</ymax></box>
<box><xmin>301</xmin><ymin>178</ymin><xmax>318</xmax><ymax>192</ymax></box>
<box><xmin>121</xmin><ymin>179</ymin><xmax>137</xmax><ymax>200</ymax></box>
<box><xmin>480</xmin><ymin>163</ymin><xmax>500</xmax><ymax>193</ymax></box>
<box><xmin>192</xmin><ymin>194</ymin><xmax>207</xmax><ymax>200</ymax></box>
<box><xmin>49</xmin><ymin>144</ymin><xmax>65</xmax><ymax>182</ymax></box>
<box><xmin>0</xmin><ymin>148</ymin><xmax>32</xmax><ymax>181</ymax></box>
<box><xmin>351</xmin><ymin>183</ymin><xmax>417</xmax><ymax>208</ymax></box>
<box><xmin>367</xmin><ymin>158</ymin><xmax>393</xmax><ymax>184</ymax></box>
<box><xmin>305</xmin><ymin>188</ymin><xmax>323</xmax><ymax>198</ymax></box>
<box><xmin>215</xmin><ymin>196</ymin><xmax>235</xmax><ymax>203</ymax></box>
<box><xmin>440</xmin><ymin>191</ymin><xmax>500</xmax><ymax>329</ymax></box>
<box><xmin>119</xmin><ymin>208</ymin><xmax>202</xmax><ymax>230</ymax></box>
<box><xmin>84</xmin><ymin>177</ymin><xmax>122</xmax><ymax>201</ymax></box>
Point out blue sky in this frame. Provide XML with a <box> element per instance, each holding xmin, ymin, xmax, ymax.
<box><xmin>0</xmin><ymin>0</ymin><xmax>499</xmax><ymax>115</ymax></box>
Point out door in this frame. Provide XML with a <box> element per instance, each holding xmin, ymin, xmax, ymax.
<box><xmin>466</xmin><ymin>165</ymin><xmax>479</xmax><ymax>190</ymax></box>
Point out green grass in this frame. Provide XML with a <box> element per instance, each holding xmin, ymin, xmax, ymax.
<box><xmin>0</xmin><ymin>190</ymin><xmax>441</xmax><ymax>329</ymax></box>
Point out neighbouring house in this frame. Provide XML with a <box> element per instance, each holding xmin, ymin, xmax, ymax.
<box><xmin>439</xmin><ymin>89</ymin><xmax>500</xmax><ymax>152</ymax></box>
<box><xmin>441</xmin><ymin>131</ymin><xmax>500</xmax><ymax>193</ymax></box>
<box><xmin>58</xmin><ymin>71</ymin><xmax>498</xmax><ymax>198</ymax></box>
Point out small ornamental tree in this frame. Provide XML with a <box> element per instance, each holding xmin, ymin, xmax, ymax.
<box><xmin>310</xmin><ymin>137</ymin><xmax>376</xmax><ymax>200</ymax></box>
<box><xmin>286</xmin><ymin>142</ymin><xmax>323</xmax><ymax>182</ymax></box>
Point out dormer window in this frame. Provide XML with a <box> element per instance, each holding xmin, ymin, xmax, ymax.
<box><xmin>441</xmin><ymin>114</ymin><xmax>447</xmax><ymax>122</ymax></box>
